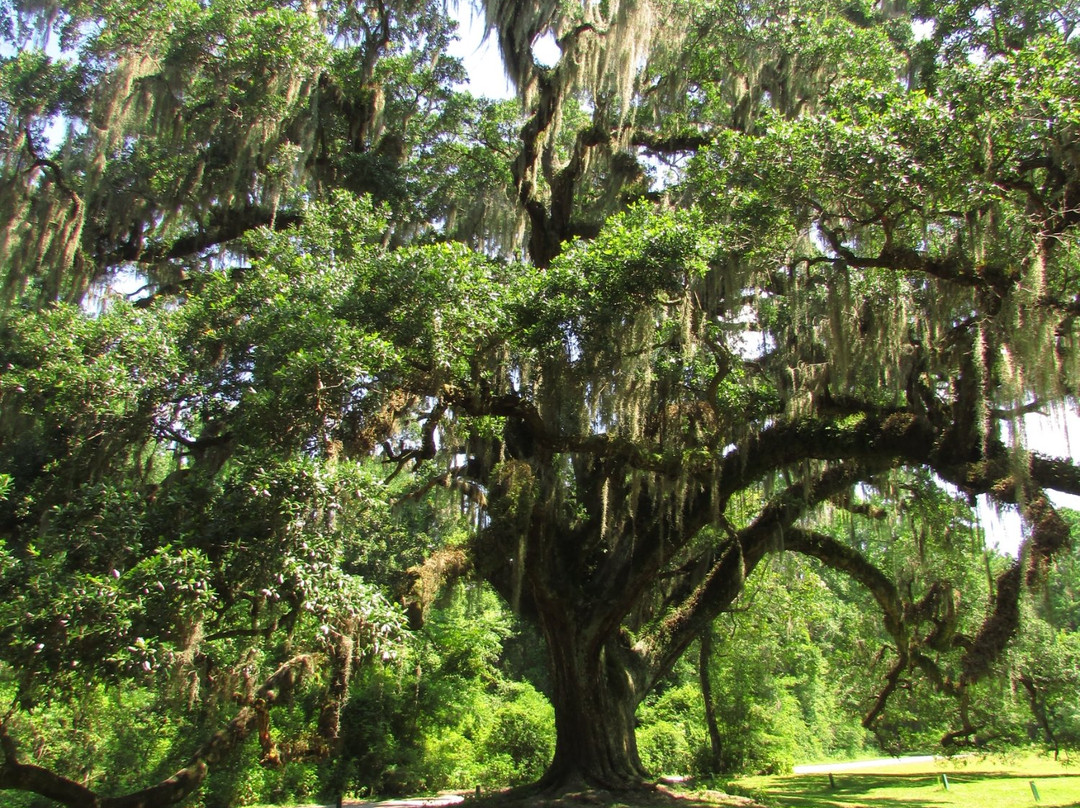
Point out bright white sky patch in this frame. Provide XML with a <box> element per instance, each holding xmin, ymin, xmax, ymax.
<box><xmin>912</xmin><ymin>18</ymin><xmax>934</xmax><ymax>42</ymax></box>
<box><xmin>982</xmin><ymin>405</ymin><xmax>1080</xmax><ymax>556</ymax></box>
<box><xmin>531</xmin><ymin>30</ymin><xmax>561</xmax><ymax>68</ymax></box>
<box><xmin>447</xmin><ymin>3</ymin><xmax>513</xmax><ymax>99</ymax></box>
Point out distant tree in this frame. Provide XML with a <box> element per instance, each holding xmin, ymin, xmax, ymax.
<box><xmin>695</xmin><ymin>554</ymin><xmax>868</xmax><ymax>775</ymax></box>
<box><xmin>3</xmin><ymin>0</ymin><xmax>1080</xmax><ymax>803</ymax></box>
<box><xmin>1009</xmin><ymin>510</ymin><xmax>1080</xmax><ymax>758</ymax></box>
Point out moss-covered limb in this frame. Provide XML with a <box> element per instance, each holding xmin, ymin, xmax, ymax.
<box><xmin>817</xmin><ymin>225</ymin><xmax>1019</xmax><ymax>299</ymax></box>
<box><xmin>781</xmin><ymin>528</ymin><xmax>906</xmax><ymax>637</ymax></box>
<box><xmin>562</xmin><ymin>409</ymin><xmax>933</xmax><ymax>494</ymax></box>
<box><xmin>635</xmin><ymin>538</ymin><xmax>763</xmax><ymax>689</ymax></box>
<box><xmin>924</xmin><ymin>435</ymin><xmax>1080</xmax><ymax>510</ymax></box>
<box><xmin>0</xmin><ymin>725</ymin><xmax>98</xmax><ymax>807</ymax></box>
<box><xmin>933</xmin><ymin>455</ymin><xmax>1074</xmax><ymax>573</ymax></box>
<box><xmin>515</xmin><ymin>413</ymin><xmax>940</xmax><ymax>657</ymax></box>
<box><xmin>1020</xmin><ymin>487</ymin><xmax>1072</xmax><ymax>579</ymax></box>
<box><xmin>1029</xmin><ymin>453</ymin><xmax>1080</xmax><ymax>499</ymax></box>
<box><xmin>0</xmin><ymin>655</ymin><xmax>315</xmax><ymax>808</ymax></box>
<box><xmin>898</xmin><ymin>450</ymin><xmax>1077</xmax><ymax>690</ymax></box>
<box><xmin>546</xmin><ymin>117</ymin><xmax>610</xmax><ymax>257</ymax></box>
<box><xmin>958</xmin><ymin>487</ymin><xmax>1069</xmax><ymax>684</ymax></box>
<box><xmin>829</xmin><ymin>493</ymin><xmax>888</xmax><ymax>520</ymax></box>
<box><xmin>713</xmin><ymin>411</ymin><xmax>939</xmax><ymax>505</ymax></box>
<box><xmin>441</xmin><ymin>389</ymin><xmax>548</xmax><ymax>454</ymax></box>
<box><xmin>400</xmin><ymin>548</ymin><xmax>472</xmax><ymax>629</ymax></box>
<box><xmin>784</xmin><ymin>532</ymin><xmax>972</xmax><ymax>736</ymax></box>
<box><xmin>939</xmin><ymin>689</ymin><xmax>980</xmax><ymax>750</ymax></box>
<box><xmin>482</xmin><ymin>0</ymin><xmax>678</xmax><ymax>267</ymax></box>
<box><xmin>449</xmin><ymin>384</ymin><xmax>946</xmax><ymax>506</ymax></box>
<box><xmin>862</xmin><ymin>655</ymin><xmax>909</xmax><ymax>731</ymax></box>
<box><xmin>635</xmin><ymin>460</ymin><xmax>888</xmax><ymax>685</ymax></box>
<box><xmin>746</xmin><ymin>461</ymin><xmax>896</xmax><ymax>546</ymax></box>
<box><xmin>776</xmin><ymin>530</ymin><xmax>970</xmax><ymax>733</ymax></box>
<box><xmin>911</xmin><ymin>651</ymin><xmax>961</xmax><ymax>697</ymax></box>
<box><xmin>104</xmin><ymin>205</ymin><xmax>303</xmax><ymax>270</ymax></box>
<box><xmin>513</xmin><ymin>67</ymin><xmax>564</xmax><ymax>267</ymax></box>
<box><xmin>959</xmin><ymin>520</ymin><xmax>1049</xmax><ymax>687</ymax></box>
<box><xmin>22</xmin><ymin>129</ymin><xmax>82</xmax><ymax>205</ymax></box>
<box><xmin>784</xmin><ymin>472</ymin><xmax>1069</xmax><ymax>707</ymax></box>
<box><xmin>630</xmin><ymin>128</ymin><xmax>713</xmax><ymax>155</ymax></box>
<box><xmin>1018</xmin><ymin>673</ymin><xmax>1060</xmax><ymax>755</ymax></box>
<box><xmin>996</xmin><ymin>159</ymin><xmax>1080</xmax><ymax>243</ymax></box>
<box><xmin>958</xmin><ymin>555</ymin><xmax>1026</xmax><ymax>684</ymax></box>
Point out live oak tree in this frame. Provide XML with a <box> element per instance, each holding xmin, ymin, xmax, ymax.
<box><xmin>3</xmin><ymin>0</ymin><xmax>1080</xmax><ymax>803</ymax></box>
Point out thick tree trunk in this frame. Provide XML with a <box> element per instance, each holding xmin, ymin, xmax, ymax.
<box><xmin>534</xmin><ymin>612</ymin><xmax>650</xmax><ymax>792</ymax></box>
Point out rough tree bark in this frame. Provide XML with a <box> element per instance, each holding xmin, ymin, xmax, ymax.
<box><xmin>540</xmin><ymin>631</ymin><xmax>648</xmax><ymax>789</ymax></box>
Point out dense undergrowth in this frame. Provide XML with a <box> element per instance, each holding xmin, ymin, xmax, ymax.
<box><xmin>4</xmin><ymin>522</ymin><xmax>1079</xmax><ymax>808</ymax></box>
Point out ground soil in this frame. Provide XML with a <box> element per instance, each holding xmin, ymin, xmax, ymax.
<box><xmin>334</xmin><ymin>784</ymin><xmax>764</xmax><ymax>808</ymax></box>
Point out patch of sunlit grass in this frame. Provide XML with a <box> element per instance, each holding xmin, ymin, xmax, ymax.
<box><xmin>720</xmin><ymin>752</ymin><xmax>1080</xmax><ymax>808</ymax></box>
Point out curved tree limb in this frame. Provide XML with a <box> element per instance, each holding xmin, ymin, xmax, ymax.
<box><xmin>781</xmin><ymin>528</ymin><xmax>906</xmax><ymax>638</ymax></box>
<box><xmin>780</xmin><ymin>529</ymin><xmax>969</xmax><ymax>733</ymax></box>
<box><xmin>960</xmin><ymin>485</ymin><xmax>1070</xmax><ymax>683</ymax></box>
<box><xmin>637</xmin><ymin>458</ymin><xmax>897</xmax><ymax>685</ymax></box>
<box><xmin>0</xmin><ymin>655</ymin><xmax>315</xmax><ymax>808</ymax></box>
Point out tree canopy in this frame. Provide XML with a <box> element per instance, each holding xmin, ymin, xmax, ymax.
<box><xmin>2</xmin><ymin>0</ymin><xmax>1080</xmax><ymax>803</ymax></box>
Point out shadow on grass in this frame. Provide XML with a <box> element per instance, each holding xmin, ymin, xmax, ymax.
<box><xmin>729</xmin><ymin>771</ymin><xmax>1080</xmax><ymax>808</ymax></box>
<box><xmin>758</xmin><ymin>773</ymin><xmax>940</xmax><ymax>808</ymax></box>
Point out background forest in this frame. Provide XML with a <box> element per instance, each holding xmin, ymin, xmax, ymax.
<box><xmin>4</xmin><ymin>0</ymin><xmax>1080</xmax><ymax>805</ymax></box>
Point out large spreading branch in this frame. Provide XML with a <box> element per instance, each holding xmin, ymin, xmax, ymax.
<box><xmin>106</xmin><ymin>206</ymin><xmax>303</xmax><ymax>271</ymax></box>
<box><xmin>816</xmin><ymin>225</ymin><xmax>1017</xmax><ymax>299</ymax></box>
<box><xmin>779</xmin><ymin>528</ymin><xmax>914</xmax><ymax>728</ymax></box>
<box><xmin>629</xmin><ymin>413</ymin><xmax>1077</xmax><ymax>698</ymax></box>
<box><xmin>0</xmin><ymin>656</ymin><xmax>315</xmax><ymax>808</ymax></box>
<box><xmin>636</xmin><ymin>457</ymin><xmax>898</xmax><ymax>683</ymax></box>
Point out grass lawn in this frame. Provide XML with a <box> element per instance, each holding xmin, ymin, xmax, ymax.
<box><xmin>718</xmin><ymin>754</ymin><xmax>1080</xmax><ymax>808</ymax></box>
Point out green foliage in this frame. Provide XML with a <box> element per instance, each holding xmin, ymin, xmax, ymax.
<box><xmin>522</xmin><ymin>203</ymin><xmax>715</xmax><ymax>348</ymax></box>
<box><xmin>704</xmin><ymin>557</ymin><xmax>870</xmax><ymax>774</ymax></box>
<box><xmin>335</xmin><ymin>585</ymin><xmax>553</xmax><ymax>796</ymax></box>
<box><xmin>4</xmin><ymin>0</ymin><xmax>1080</xmax><ymax>802</ymax></box>
<box><xmin>0</xmin><ymin>678</ymin><xmax>190</xmax><ymax>800</ymax></box>
<box><xmin>633</xmin><ymin>552</ymin><xmax>876</xmax><ymax>778</ymax></box>
<box><xmin>1008</xmin><ymin>512</ymin><xmax>1080</xmax><ymax>757</ymax></box>
<box><xmin>637</xmin><ymin>682</ymin><xmax>706</xmax><ymax>775</ymax></box>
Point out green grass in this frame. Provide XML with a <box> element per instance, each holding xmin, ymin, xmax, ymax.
<box><xmin>719</xmin><ymin>754</ymin><xmax>1080</xmax><ymax>808</ymax></box>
